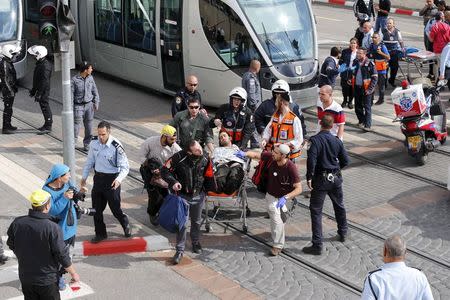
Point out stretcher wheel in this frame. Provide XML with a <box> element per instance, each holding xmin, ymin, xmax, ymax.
<box><xmin>205</xmin><ymin>224</ymin><xmax>211</xmax><ymax>233</ymax></box>
<box><xmin>242</xmin><ymin>225</ymin><xmax>248</xmax><ymax>233</ymax></box>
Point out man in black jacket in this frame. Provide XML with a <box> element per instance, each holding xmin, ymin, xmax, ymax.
<box><xmin>28</xmin><ymin>45</ymin><xmax>53</xmax><ymax>132</ymax></box>
<box><xmin>0</xmin><ymin>44</ymin><xmax>19</xmax><ymax>134</ymax></box>
<box><xmin>318</xmin><ymin>47</ymin><xmax>341</xmax><ymax>88</ymax></box>
<box><xmin>7</xmin><ymin>189</ymin><xmax>80</xmax><ymax>299</ymax></box>
<box><xmin>161</xmin><ymin>140</ymin><xmax>214</xmax><ymax>265</ymax></box>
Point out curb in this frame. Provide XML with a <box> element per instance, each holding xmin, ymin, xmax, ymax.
<box><xmin>314</xmin><ymin>0</ymin><xmax>420</xmax><ymax>17</ymax></box>
<box><xmin>73</xmin><ymin>235</ymin><xmax>171</xmax><ymax>256</ymax></box>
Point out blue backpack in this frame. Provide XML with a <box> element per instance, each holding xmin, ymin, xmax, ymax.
<box><xmin>158</xmin><ymin>194</ymin><xmax>189</xmax><ymax>233</ymax></box>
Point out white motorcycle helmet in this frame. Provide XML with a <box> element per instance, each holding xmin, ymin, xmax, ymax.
<box><xmin>229</xmin><ymin>87</ymin><xmax>247</xmax><ymax>106</ymax></box>
<box><xmin>271</xmin><ymin>79</ymin><xmax>292</xmax><ymax>102</ymax></box>
<box><xmin>27</xmin><ymin>45</ymin><xmax>48</xmax><ymax>60</ymax></box>
<box><xmin>271</xmin><ymin>79</ymin><xmax>290</xmax><ymax>94</ymax></box>
<box><xmin>2</xmin><ymin>44</ymin><xmax>20</xmax><ymax>59</ymax></box>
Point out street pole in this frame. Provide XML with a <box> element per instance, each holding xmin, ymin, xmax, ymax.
<box><xmin>60</xmin><ymin>0</ymin><xmax>75</xmax><ymax>180</ymax></box>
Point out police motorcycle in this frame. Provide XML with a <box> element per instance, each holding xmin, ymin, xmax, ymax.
<box><xmin>391</xmin><ymin>79</ymin><xmax>448</xmax><ymax>165</ymax></box>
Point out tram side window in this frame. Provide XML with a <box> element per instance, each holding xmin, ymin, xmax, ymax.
<box><xmin>124</xmin><ymin>0</ymin><xmax>156</xmax><ymax>53</ymax></box>
<box><xmin>24</xmin><ymin>0</ymin><xmax>39</xmax><ymax>23</ymax></box>
<box><xmin>199</xmin><ymin>0</ymin><xmax>261</xmax><ymax>67</ymax></box>
<box><xmin>94</xmin><ymin>0</ymin><xmax>123</xmax><ymax>45</ymax></box>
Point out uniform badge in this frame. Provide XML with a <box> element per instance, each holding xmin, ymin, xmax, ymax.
<box><xmin>273</xmin><ymin>172</ymin><xmax>278</xmax><ymax>176</ymax></box>
<box><xmin>240</xmin><ymin>111</ymin><xmax>245</xmax><ymax>116</ymax></box>
<box><xmin>227</xmin><ymin>121</ymin><xmax>233</xmax><ymax>127</ymax></box>
<box><xmin>280</xmin><ymin>130</ymin><xmax>288</xmax><ymax>140</ymax></box>
<box><xmin>175</xmin><ymin>96</ymin><xmax>182</xmax><ymax>104</ymax></box>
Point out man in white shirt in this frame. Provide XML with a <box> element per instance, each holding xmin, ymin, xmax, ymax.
<box><xmin>361</xmin><ymin>21</ymin><xmax>374</xmax><ymax>49</ymax></box>
<box><xmin>316</xmin><ymin>85</ymin><xmax>345</xmax><ymax>140</ymax></box>
<box><xmin>139</xmin><ymin>125</ymin><xmax>181</xmax><ymax>225</ymax></box>
<box><xmin>361</xmin><ymin>235</ymin><xmax>434</xmax><ymax>300</ymax></box>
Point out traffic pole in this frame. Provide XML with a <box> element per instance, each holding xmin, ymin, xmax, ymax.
<box><xmin>60</xmin><ymin>0</ymin><xmax>76</xmax><ymax>180</ymax></box>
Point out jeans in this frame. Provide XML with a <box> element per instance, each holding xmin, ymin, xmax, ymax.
<box><xmin>176</xmin><ymin>193</ymin><xmax>205</xmax><ymax>252</ymax></box>
<box><xmin>374</xmin><ymin>16</ymin><xmax>387</xmax><ymax>32</ymax></box>
<box><xmin>266</xmin><ymin>193</ymin><xmax>285</xmax><ymax>249</ymax></box>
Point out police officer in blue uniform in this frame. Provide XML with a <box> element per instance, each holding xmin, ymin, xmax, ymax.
<box><xmin>171</xmin><ymin>75</ymin><xmax>203</xmax><ymax>117</ymax></box>
<box><xmin>80</xmin><ymin>121</ymin><xmax>131</xmax><ymax>243</ymax></box>
<box><xmin>303</xmin><ymin>114</ymin><xmax>349</xmax><ymax>255</ymax></box>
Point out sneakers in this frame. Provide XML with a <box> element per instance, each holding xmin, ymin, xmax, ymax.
<box><xmin>173</xmin><ymin>251</ymin><xmax>183</xmax><ymax>265</ymax></box>
<box><xmin>302</xmin><ymin>245</ymin><xmax>322</xmax><ymax>255</ymax></box>
<box><xmin>269</xmin><ymin>247</ymin><xmax>282</xmax><ymax>256</ymax></box>
<box><xmin>38</xmin><ymin>126</ymin><xmax>52</xmax><ymax>133</ymax></box>
<box><xmin>347</xmin><ymin>102</ymin><xmax>354</xmax><ymax>109</ymax></box>
<box><xmin>58</xmin><ymin>277</ymin><xmax>66</xmax><ymax>291</ymax></box>
<box><xmin>363</xmin><ymin>126</ymin><xmax>372</xmax><ymax>132</ymax></box>
<box><xmin>192</xmin><ymin>242</ymin><xmax>203</xmax><ymax>254</ymax></box>
<box><xmin>357</xmin><ymin>123</ymin><xmax>365</xmax><ymax>129</ymax></box>
<box><xmin>91</xmin><ymin>235</ymin><xmax>107</xmax><ymax>244</ymax></box>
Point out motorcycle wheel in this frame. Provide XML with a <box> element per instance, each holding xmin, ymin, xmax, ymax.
<box><xmin>415</xmin><ymin>151</ymin><xmax>428</xmax><ymax>166</ymax></box>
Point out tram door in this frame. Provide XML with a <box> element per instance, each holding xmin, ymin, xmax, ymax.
<box><xmin>160</xmin><ymin>0</ymin><xmax>184</xmax><ymax>91</ymax></box>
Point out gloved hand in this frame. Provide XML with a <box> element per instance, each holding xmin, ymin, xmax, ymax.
<box><xmin>338</xmin><ymin>63</ymin><xmax>348</xmax><ymax>73</ymax></box>
<box><xmin>234</xmin><ymin>150</ymin><xmax>246</xmax><ymax>159</ymax></box>
<box><xmin>349</xmin><ymin>65</ymin><xmax>357</xmax><ymax>71</ymax></box>
<box><xmin>276</xmin><ymin>196</ymin><xmax>287</xmax><ymax>208</ymax></box>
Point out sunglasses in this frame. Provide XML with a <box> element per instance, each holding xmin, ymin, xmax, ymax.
<box><xmin>188</xmin><ymin>105</ymin><xmax>200</xmax><ymax>109</ymax></box>
<box><xmin>188</xmin><ymin>83</ymin><xmax>198</xmax><ymax>87</ymax></box>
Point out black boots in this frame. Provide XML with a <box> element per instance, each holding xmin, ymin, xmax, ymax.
<box><xmin>2</xmin><ymin>124</ymin><xmax>17</xmax><ymax>134</ymax></box>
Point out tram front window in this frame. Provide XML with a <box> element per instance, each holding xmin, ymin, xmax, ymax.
<box><xmin>0</xmin><ymin>0</ymin><xmax>18</xmax><ymax>42</ymax></box>
<box><xmin>238</xmin><ymin>0</ymin><xmax>314</xmax><ymax>63</ymax></box>
<box><xmin>199</xmin><ymin>0</ymin><xmax>262</xmax><ymax>68</ymax></box>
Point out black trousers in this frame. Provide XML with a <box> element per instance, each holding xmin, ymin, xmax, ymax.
<box><xmin>22</xmin><ymin>282</ymin><xmax>60</xmax><ymax>300</ymax></box>
<box><xmin>354</xmin><ymin>86</ymin><xmax>373</xmax><ymax>127</ymax></box>
<box><xmin>341</xmin><ymin>81</ymin><xmax>353</xmax><ymax>104</ymax></box>
<box><xmin>309</xmin><ymin>174</ymin><xmax>348</xmax><ymax>247</ymax></box>
<box><xmin>146</xmin><ymin>185</ymin><xmax>167</xmax><ymax>216</ymax></box>
<box><xmin>92</xmin><ymin>173</ymin><xmax>129</xmax><ymax>237</ymax></box>
<box><xmin>388</xmin><ymin>51</ymin><xmax>401</xmax><ymax>83</ymax></box>
<box><xmin>2</xmin><ymin>95</ymin><xmax>14</xmax><ymax>127</ymax></box>
<box><xmin>38</xmin><ymin>97</ymin><xmax>53</xmax><ymax>127</ymax></box>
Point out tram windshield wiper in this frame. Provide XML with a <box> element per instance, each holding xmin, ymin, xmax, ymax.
<box><xmin>261</xmin><ymin>22</ymin><xmax>290</xmax><ymax>64</ymax></box>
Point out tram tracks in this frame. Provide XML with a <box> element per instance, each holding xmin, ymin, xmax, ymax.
<box><xmin>9</xmin><ymin>108</ymin><xmax>450</xmax><ymax>296</ymax></box>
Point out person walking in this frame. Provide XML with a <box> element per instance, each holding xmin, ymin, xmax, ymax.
<box><xmin>240</xmin><ymin>144</ymin><xmax>302</xmax><ymax>256</ymax></box>
<box><xmin>139</xmin><ymin>125</ymin><xmax>181</xmax><ymax>225</ymax></box>
<box><xmin>340</xmin><ymin>38</ymin><xmax>358</xmax><ymax>109</ymax></box>
<box><xmin>80</xmin><ymin>121</ymin><xmax>131</xmax><ymax>243</ymax></box>
<box><xmin>72</xmin><ymin>61</ymin><xmax>100</xmax><ymax>151</ymax></box>
<box><xmin>318</xmin><ymin>47</ymin><xmax>342</xmax><ymax>88</ymax></box>
<box><xmin>368</xmin><ymin>32</ymin><xmax>390</xmax><ymax>105</ymax></box>
<box><xmin>161</xmin><ymin>140</ymin><xmax>214</xmax><ymax>264</ymax></box>
<box><xmin>353</xmin><ymin>0</ymin><xmax>375</xmax><ymax>22</ymax></box>
<box><xmin>374</xmin><ymin>0</ymin><xmax>391</xmax><ymax>33</ymax></box>
<box><xmin>171</xmin><ymin>75</ymin><xmax>204</xmax><ymax>117</ymax></box>
<box><xmin>170</xmin><ymin>97</ymin><xmax>214</xmax><ymax>154</ymax></box>
<box><xmin>7</xmin><ymin>189</ymin><xmax>80</xmax><ymax>300</ymax></box>
<box><xmin>351</xmin><ymin>47</ymin><xmax>378</xmax><ymax>131</ymax></box>
<box><xmin>43</xmin><ymin>164</ymin><xmax>81</xmax><ymax>291</ymax></box>
<box><xmin>210</xmin><ymin>87</ymin><xmax>254</xmax><ymax>150</ymax></box>
<box><xmin>420</xmin><ymin>0</ymin><xmax>438</xmax><ymax>78</ymax></box>
<box><xmin>317</xmin><ymin>85</ymin><xmax>345</xmax><ymax>140</ymax></box>
<box><xmin>382</xmin><ymin>18</ymin><xmax>404</xmax><ymax>87</ymax></box>
<box><xmin>361</xmin><ymin>235</ymin><xmax>434</xmax><ymax>300</ymax></box>
<box><xmin>242</xmin><ymin>59</ymin><xmax>262</xmax><ymax>148</ymax></box>
<box><xmin>303</xmin><ymin>115</ymin><xmax>350</xmax><ymax>255</ymax></box>
<box><xmin>0</xmin><ymin>45</ymin><xmax>19</xmax><ymax>134</ymax></box>
<box><xmin>28</xmin><ymin>45</ymin><xmax>53</xmax><ymax>132</ymax></box>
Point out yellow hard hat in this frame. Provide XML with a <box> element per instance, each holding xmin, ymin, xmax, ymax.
<box><xmin>28</xmin><ymin>189</ymin><xmax>51</xmax><ymax>207</ymax></box>
<box><xmin>161</xmin><ymin>125</ymin><xmax>177</xmax><ymax>137</ymax></box>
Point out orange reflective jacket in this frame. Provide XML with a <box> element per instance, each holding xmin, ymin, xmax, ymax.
<box><xmin>267</xmin><ymin>111</ymin><xmax>301</xmax><ymax>159</ymax></box>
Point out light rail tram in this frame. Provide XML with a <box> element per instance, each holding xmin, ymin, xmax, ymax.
<box><xmin>25</xmin><ymin>0</ymin><xmax>319</xmax><ymax>107</ymax></box>
<box><xmin>1</xmin><ymin>0</ymin><xmax>27</xmax><ymax>78</ymax></box>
